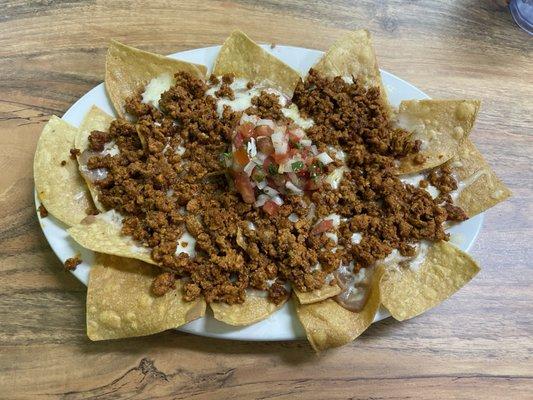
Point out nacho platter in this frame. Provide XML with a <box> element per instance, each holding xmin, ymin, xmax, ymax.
<box><xmin>34</xmin><ymin>31</ymin><xmax>509</xmax><ymax>348</ymax></box>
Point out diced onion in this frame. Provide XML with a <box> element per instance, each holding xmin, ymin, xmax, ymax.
<box><xmin>247</xmin><ymin>138</ymin><xmax>257</xmax><ymax>158</ymax></box>
<box><xmin>325</xmin><ymin>167</ymin><xmax>345</xmax><ymax>189</ymax></box>
<box><xmin>285</xmin><ymin>181</ymin><xmax>303</xmax><ymax>195</ymax></box>
<box><xmin>271</xmin><ymin>128</ymin><xmax>288</xmax><ymax>154</ymax></box>
<box><xmin>310</xmin><ymin>145</ymin><xmax>318</xmax><ymax>155</ymax></box>
<box><xmin>256</xmin><ymin>152</ymin><xmax>267</xmax><ymax>162</ymax></box>
<box><xmin>257</xmin><ymin>180</ymin><xmax>267</xmax><ymax>190</ymax></box>
<box><xmin>254</xmin><ymin>194</ymin><xmax>269</xmax><ymax>207</ymax></box>
<box><xmin>272</xmin><ymin>195</ymin><xmax>284</xmax><ymax>206</ymax></box>
<box><xmin>244</xmin><ymin>160</ymin><xmax>256</xmax><ymax>176</ymax></box>
<box><xmin>300</xmin><ymin>139</ymin><xmax>312</xmax><ymax>147</ymax></box>
<box><xmin>288</xmin><ymin>213</ymin><xmax>299</xmax><ymax>222</ymax></box>
<box><xmin>317</xmin><ymin>152</ymin><xmax>334</xmax><ymax>165</ymax></box>
<box><xmin>325</xmin><ymin>214</ymin><xmax>341</xmax><ymax>227</ymax></box>
<box><xmin>263</xmin><ymin>186</ymin><xmax>279</xmax><ymax>197</ymax></box>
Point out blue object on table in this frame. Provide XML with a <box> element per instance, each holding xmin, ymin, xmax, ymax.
<box><xmin>510</xmin><ymin>0</ymin><xmax>533</xmax><ymax>34</ymax></box>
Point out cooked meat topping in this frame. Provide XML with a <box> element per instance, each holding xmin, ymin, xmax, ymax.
<box><xmin>64</xmin><ymin>256</ymin><xmax>81</xmax><ymax>271</ymax></box>
<box><xmin>88</xmin><ymin>130</ymin><xmax>109</xmax><ymax>152</ymax></box>
<box><xmin>69</xmin><ymin>148</ymin><xmax>80</xmax><ymax>159</ymax></box>
<box><xmin>151</xmin><ymin>272</ymin><xmax>176</xmax><ymax>296</ymax></box>
<box><xmin>38</xmin><ymin>204</ymin><xmax>48</xmax><ymax>218</ymax></box>
<box><xmin>245</xmin><ymin>91</ymin><xmax>287</xmax><ymax>121</ymax></box>
<box><xmin>83</xmin><ymin>69</ymin><xmax>466</xmax><ymax>307</ymax></box>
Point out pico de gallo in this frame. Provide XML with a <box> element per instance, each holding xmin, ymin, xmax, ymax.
<box><xmin>222</xmin><ymin>114</ymin><xmax>346</xmax><ymax>216</ymax></box>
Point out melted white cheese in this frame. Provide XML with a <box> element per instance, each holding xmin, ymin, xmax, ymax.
<box><xmin>328</xmin><ymin>146</ymin><xmax>346</xmax><ymax>161</ymax></box>
<box><xmin>175</xmin><ymin>230</ymin><xmax>196</xmax><ymax>258</ymax></box>
<box><xmin>400</xmin><ymin>172</ymin><xmax>440</xmax><ymax>200</ymax></box>
<box><xmin>208</xmin><ymin>77</ymin><xmax>315</xmax><ymax>132</ymax></box>
<box><xmin>141</xmin><ymin>73</ymin><xmax>173</xmax><ymax>109</ymax></box>
<box><xmin>325</xmin><ymin>167</ymin><xmax>347</xmax><ymax>190</ymax></box>
<box><xmin>102</xmin><ymin>141</ymin><xmax>119</xmax><ymax>157</ymax></box>
<box><xmin>450</xmin><ymin>169</ymin><xmax>487</xmax><ymax>201</ymax></box>
<box><xmin>325</xmin><ymin>232</ymin><xmax>338</xmax><ymax>245</ymax></box>
<box><xmin>282</xmin><ymin>104</ymin><xmax>314</xmax><ymax>129</ymax></box>
<box><xmin>383</xmin><ymin>240</ymin><xmax>430</xmax><ymax>271</ymax></box>
<box><xmin>288</xmin><ymin>213</ymin><xmax>299</xmax><ymax>223</ymax></box>
<box><xmin>98</xmin><ymin>209</ymin><xmax>123</xmax><ymax>227</ymax></box>
<box><xmin>351</xmin><ymin>232</ymin><xmax>362</xmax><ymax>244</ymax></box>
<box><xmin>207</xmin><ymin>78</ymin><xmax>260</xmax><ymax>116</ymax></box>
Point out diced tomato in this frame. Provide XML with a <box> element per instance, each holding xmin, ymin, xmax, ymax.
<box><xmin>237</xmin><ymin>123</ymin><xmax>255</xmax><ymax>139</ymax></box>
<box><xmin>234</xmin><ymin>146</ymin><xmax>249</xmax><ymax>167</ymax></box>
<box><xmin>234</xmin><ymin>132</ymin><xmax>244</xmax><ymax>148</ymax></box>
<box><xmin>304</xmin><ymin>179</ymin><xmax>320</xmax><ymax>191</ymax></box>
<box><xmin>233</xmin><ymin>172</ymin><xmax>255</xmax><ymax>204</ymax></box>
<box><xmin>254</xmin><ymin>125</ymin><xmax>274</xmax><ymax>137</ymax></box>
<box><xmin>305</xmin><ymin>155</ymin><xmax>316</xmax><ymax>165</ymax></box>
<box><xmin>288</xmin><ymin>131</ymin><xmax>302</xmax><ymax>144</ymax></box>
<box><xmin>256</xmin><ymin>136</ymin><xmax>274</xmax><ymax>155</ymax></box>
<box><xmin>263</xmin><ymin>157</ymin><xmax>275</xmax><ymax>174</ymax></box>
<box><xmin>263</xmin><ymin>200</ymin><xmax>279</xmax><ymax>216</ymax></box>
<box><xmin>267</xmin><ymin>174</ymin><xmax>287</xmax><ymax>189</ymax></box>
<box><xmin>288</xmin><ymin>148</ymin><xmax>299</xmax><ymax>157</ymax></box>
<box><xmin>311</xmin><ymin>219</ymin><xmax>334</xmax><ymax>235</ymax></box>
<box><xmin>273</xmin><ymin>152</ymin><xmax>289</xmax><ymax>164</ymax></box>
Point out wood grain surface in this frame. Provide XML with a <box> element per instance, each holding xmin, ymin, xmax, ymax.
<box><xmin>0</xmin><ymin>1</ymin><xmax>531</xmax><ymax>399</ymax></box>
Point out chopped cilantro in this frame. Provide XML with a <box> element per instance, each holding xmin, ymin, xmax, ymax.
<box><xmin>252</xmin><ymin>171</ymin><xmax>265</xmax><ymax>182</ymax></box>
<box><xmin>291</xmin><ymin>141</ymin><xmax>303</xmax><ymax>149</ymax></box>
<box><xmin>268</xmin><ymin>163</ymin><xmax>278</xmax><ymax>175</ymax></box>
<box><xmin>291</xmin><ymin>161</ymin><xmax>304</xmax><ymax>172</ymax></box>
<box><xmin>219</xmin><ymin>152</ymin><xmax>232</xmax><ymax>167</ymax></box>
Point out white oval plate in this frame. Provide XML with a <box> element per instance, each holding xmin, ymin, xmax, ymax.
<box><xmin>35</xmin><ymin>44</ymin><xmax>483</xmax><ymax>341</ymax></box>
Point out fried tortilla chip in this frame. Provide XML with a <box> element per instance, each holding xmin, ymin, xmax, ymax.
<box><xmin>313</xmin><ymin>29</ymin><xmax>390</xmax><ymax>113</ymax></box>
<box><xmin>296</xmin><ymin>267</ymin><xmax>383</xmax><ymax>351</ymax></box>
<box><xmin>106</xmin><ymin>39</ymin><xmax>207</xmax><ymax>116</ymax></box>
<box><xmin>87</xmin><ymin>253</ymin><xmax>205</xmax><ymax>340</ymax></box>
<box><xmin>294</xmin><ymin>284</ymin><xmax>341</xmax><ymax>305</ymax></box>
<box><xmin>447</xmin><ymin>139</ymin><xmax>511</xmax><ymax>217</ymax></box>
<box><xmin>397</xmin><ymin>99</ymin><xmax>481</xmax><ymax>174</ymax></box>
<box><xmin>210</xmin><ymin>291</ymin><xmax>287</xmax><ymax>326</ymax></box>
<box><xmin>212</xmin><ymin>30</ymin><xmax>301</xmax><ymax>95</ymax></box>
<box><xmin>380</xmin><ymin>241</ymin><xmax>480</xmax><ymax>321</ymax></box>
<box><xmin>75</xmin><ymin>106</ymin><xmax>115</xmax><ymax>211</ymax></box>
<box><xmin>68</xmin><ymin>212</ymin><xmax>155</xmax><ymax>265</ymax></box>
<box><xmin>34</xmin><ymin>116</ymin><xmax>94</xmax><ymax>226</ymax></box>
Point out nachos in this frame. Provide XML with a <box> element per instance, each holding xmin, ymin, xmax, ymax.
<box><xmin>34</xmin><ymin>30</ymin><xmax>510</xmax><ymax>349</ymax></box>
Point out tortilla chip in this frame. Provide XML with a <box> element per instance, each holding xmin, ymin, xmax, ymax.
<box><xmin>380</xmin><ymin>241</ymin><xmax>480</xmax><ymax>321</ymax></box>
<box><xmin>106</xmin><ymin>39</ymin><xmax>207</xmax><ymax>116</ymax></box>
<box><xmin>210</xmin><ymin>292</ymin><xmax>286</xmax><ymax>326</ymax></box>
<box><xmin>397</xmin><ymin>99</ymin><xmax>481</xmax><ymax>174</ymax></box>
<box><xmin>296</xmin><ymin>267</ymin><xmax>383</xmax><ymax>351</ymax></box>
<box><xmin>87</xmin><ymin>253</ymin><xmax>205</xmax><ymax>340</ymax></box>
<box><xmin>447</xmin><ymin>139</ymin><xmax>511</xmax><ymax>217</ymax></box>
<box><xmin>34</xmin><ymin>116</ymin><xmax>94</xmax><ymax>226</ymax></box>
<box><xmin>294</xmin><ymin>284</ymin><xmax>341</xmax><ymax>304</ymax></box>
<box><xmin>75</xmin><ymin>106</ymin><xmax>115</xmax><ymax>211</ymax></box>
<box><xmin>313</xmin><ymin>29</ymin><xmax>390</xmax><ymax>113</ymax></box>
<box><xmin>68</xmin><ymin>212</ymin><xmax>155</xmax><ymax>265</ymax></box>
<box><xmin>212</xmin><ymin>30</ymin><xmax>301</xmax><ymax>95</ymax></box>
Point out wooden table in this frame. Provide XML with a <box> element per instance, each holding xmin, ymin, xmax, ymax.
<box><xmin>1</xmin><ymin>1</ymin><xmax>531</xmax><ymax>398</ymax></box>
